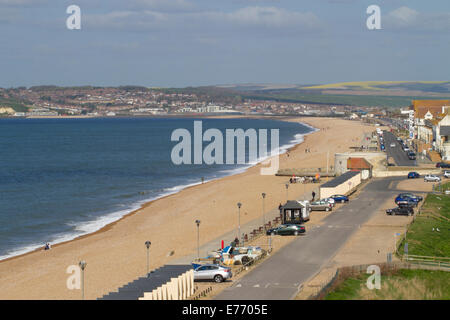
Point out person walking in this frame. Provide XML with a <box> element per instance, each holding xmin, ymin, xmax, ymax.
<box><xmin>312</xmin><ymin>191</ymin><xmax>316</xmax><ymax>202</ymax></box>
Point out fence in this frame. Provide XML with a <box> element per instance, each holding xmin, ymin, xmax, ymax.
<box><xmin>191</xmin><ymin>286</ymin><xmax>213</xmax><ymax>300</ymax></box>
<box><xmin>398</xmin><ymin>254</ymin><xmax>450</xmax><ymax>269</ymax></box>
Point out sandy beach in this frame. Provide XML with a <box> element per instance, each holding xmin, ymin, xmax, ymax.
<box><xmin>0</xmin><ymin>117</ymin><xmax>375</xmax><ymax>299</ymax></box>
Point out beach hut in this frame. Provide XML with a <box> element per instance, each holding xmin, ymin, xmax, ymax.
<box><xmin>281</xmin><ymin>200</ymin><xmax>310</xmax><ymax>224</ymax></box>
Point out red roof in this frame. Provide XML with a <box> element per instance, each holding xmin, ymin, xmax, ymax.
<box><xmin>347</xmin><ymin>157</ymin><xmax>372</xmax><ymax>170</ymax></box>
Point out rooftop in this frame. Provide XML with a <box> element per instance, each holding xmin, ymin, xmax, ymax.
<box><xmin>321</xmin><ymin>171</ymin><xmax>360</xmax><ymax>188</ymax></box>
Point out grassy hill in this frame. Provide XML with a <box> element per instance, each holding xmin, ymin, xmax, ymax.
<box><xmin>304</xmin><ymin>81</ymin><xmax>450</xmax><ymax>92</ymax></box>
<box><xmin>0</xmin><ymin>98</ymin><xmax>29</xmax><ymax>112</ymax></box>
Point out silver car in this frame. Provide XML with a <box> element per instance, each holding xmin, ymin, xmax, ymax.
<box><xmin>424</xmin><ymin>174</ymin><xmax>441</xmax><ymax>182</ymax></box>
<box><xmin>193</xmin><ymin>264</ymin><xmax>232</xmax><ymax>283</ymax></box>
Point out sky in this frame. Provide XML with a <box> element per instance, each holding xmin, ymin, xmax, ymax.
<box><xmin>0</xmin><ymin>0</ymin><xmax>449</xmax><ymax>88</ymax></box>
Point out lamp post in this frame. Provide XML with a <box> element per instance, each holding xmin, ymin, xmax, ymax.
<box><xmin>261</xmin><ymin>193</ymin><xmax>266</xmax><ymax>230</ymax></box>
<box><xmin>285</xmin><ymin>183</ymin><xmax>289</xmax><ymax>202</ymax></box>
<box><xmin>145</xmin><ymin>240</ymin><xmax>151</xmax><ymax>275</ymax></box>
<box><xmin>78</xmin><ymin>260</ymin><xmax>87</xmax><ymax>300</ymax></box>
<box><xmin>195</xmin><ymin>220</ymin><xmax>201</xmax><ymax>259</ymax></box>
<box><xmin>237</xmin><ymin>202</ymin><xmax>242</xmax><ymax>243</ymax></box>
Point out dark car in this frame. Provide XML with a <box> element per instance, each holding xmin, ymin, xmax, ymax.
<box><xmin>266</xmin><ymin>224</ymin><xmax>305</xmax><ymax>236</ymax></box>
<box><xmin>436</xmin><ymin>162</ymin><xmax>450</xmax><ymax>168</ymax></box>
<box><xmin>386</xmin><ymin>206</ymin><xmax>414</xmax><ymax>216</ymax></box>
<box><xmin>395</xmin><ymin>193</ymin><xmax>422</xmax><ymax>207</ymax></box>
<box><xmin>407</xmin><ymin>172</ymin><xmax>420</xmax><ymax>179</ymax></box>
<box><xmin>330</xmin><ymin>195</ymin><xmax>349</xmax><ymax>203</ymax></box>
<box><xmin>408</xmin><ymin>152</ymin><xmax>416</xmax><ymax>160</ymax></box>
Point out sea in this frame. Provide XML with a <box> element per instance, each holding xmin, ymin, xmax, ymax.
<box><xmin>0</xmin><ymin>117</ymin><xmax>315</xmax><ymax>260</ymax></box>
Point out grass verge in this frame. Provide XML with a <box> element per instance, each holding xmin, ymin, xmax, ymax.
<box><xmin>398</xmin><ymin>186</ymin><xmax>450</xmax><ymax>257</ymax></box>
<box><xmin>324</xmin><ymin>269</ymin><xmax>450</xmax><ymax>300</ymax></box>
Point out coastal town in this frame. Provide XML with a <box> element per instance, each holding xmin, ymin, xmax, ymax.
<box><xmin>0</xmin><ymin>86</ymin><xmax>386</xmax><ymax>118</ymax></box>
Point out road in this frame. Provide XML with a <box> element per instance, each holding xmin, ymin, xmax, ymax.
<box><xmin>215</xmin><ymin>177</ymin><xmax>411</xmax><ymax>300</ymax></box>
<box><xmin>382</xmin><ymin>131</ymin><xmax>416</xmax><ymax>167</ymax></box>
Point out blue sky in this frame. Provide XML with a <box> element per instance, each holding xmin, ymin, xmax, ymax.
<box><xmin>0</xmin><ymin>0</ymin><xmax>449</xmax><ymax>88</ymax></box>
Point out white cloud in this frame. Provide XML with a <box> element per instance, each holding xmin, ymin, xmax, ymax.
<box><xmin>84</xmin><ymin>6</ymin><xmax>322</xmax><ymax>32</ymax></box>
<box><xmin>84</xmin><ymin>10</ymin><xmax>168</xmax><ymax>31</ymax></box>
<box><xmin>386</xmin><ymin>6</ymin><xmax>419</xmax><ymax>27</ymax></box>
<box><xmin>0</xmin><ymin>0</ymin><xmax>48</xmax><ymax>6</ymax></box>
<box><xmin>131</xmin><ymin>0</ymin><xmax>193</xmax><ymax>11</ymax></box>
<box><xmin>223</xmin><ymin>6</ymin><xmax>320</xmax><ymax>28</ymax></box>
<box><xmin>385</xmin><ymin>6</ymin><xmax>450</xmax><ymax>31</ymax></box>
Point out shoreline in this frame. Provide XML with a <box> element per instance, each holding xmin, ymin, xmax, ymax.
<box><xmin>0</xmin><ymin>116</ymin><xmax>375</xmax><ymax>299</ymax></box>
<box><xmin>0</xmin><ymin>116</ymin><xmax>317</xmax><ymax>263</ymax></box>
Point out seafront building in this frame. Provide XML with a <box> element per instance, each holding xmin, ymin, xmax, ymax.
<box><xmin>409</xmin><ymin>100</ymin><xmax>450</xmax><ymax>161</ymax></box>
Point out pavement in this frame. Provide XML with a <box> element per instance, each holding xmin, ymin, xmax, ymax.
<box><xmin>170</xmin><ymin>184</ymin><xmax>321</xmax><ymax>265</ymax></box>
<box><xmin>382</xmin><ymin>131</ymin><xmax>417</xmax><ymax>167</ymax></box>
<box><xmin>214</xmin><ymin>176</ymin><xmax>416</xmax><ymax>300</ymax></box>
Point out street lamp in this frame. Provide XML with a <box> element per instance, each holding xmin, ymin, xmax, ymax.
<box><xmin>78</xmin><ymin>260</ymin><xmax>87</xmax><ymax>300</ymax></box>
<box><xmin>261</xmin><ymin>193</ymin><xmax>266</xmax><ymax>230</ymax></box>
<box><xmin>145</xmin><ymin>240</ymin><xmax>151</xmax><ymax>275</ymax></box>
<box><xmin>195</xmin><ymin>220</ymin><xmax>201</xmax><ymax>259</ymax></box>
<box><xmin>237</xmin><ymin>202</ymin><xmax>242</xmax><ymax>244</ymax></box>
<box><xmin>285</xmin><ymin>183</ymin><xmax>289</xmax><ymax>201</ymax></box>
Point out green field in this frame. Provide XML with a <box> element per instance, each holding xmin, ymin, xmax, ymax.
<box><xmin>398</xmin><ymin>186</ymin><xmax>450</xmax><ymax>258</ymax></box>
<box><xmin>241</xmin><ymin>92</ymin><xmax>450</xmax><ymax>108</ymax></box>
<box><xmin>324</xmin><ymin>269</ymin><xmax>450</xmax><ymax>300</ymax></box>
<box><xmin>304</xmin><ymin>81</ymin><xmax>450</xmax><ymax>91</ymax></box>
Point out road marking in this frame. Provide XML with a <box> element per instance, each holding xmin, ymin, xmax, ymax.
<box><xmin>253</xmin><ymin>284</ymin><xmax>260</xmax><ymax>288</ymax></box>
<box><xmin>236</xmin><ymin>283</ymin><xmax>242</xmax><ymax>288</ymax></box>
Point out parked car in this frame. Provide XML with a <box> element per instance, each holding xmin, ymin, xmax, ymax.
<box><xmin>329</xmin><ymin>194</ymin><xmax>349</xmax><ymax>203</ymax></box>
<box><xmin>193</xmin><ymin>264</ymin><xmax>232</xmax><ymax>283</ymax></box>
<box><xmin>309</xmin><ymin>200</ymin><xmax>333</xmax><ymax>211</ymax></box>
<box><xmin>424</xmin><ymin>174</ymin><xmax>441</xmax><ymax>182</ymax></box>
<box><xmin>444</xmin><ymin>170</ymin><xmax>450</xmax><ymax>178</ymax></box>
<box><xmin>403</xmin><ymin>146</ymin><xmax>410</xmax><ymax>152</ymax></box>
<box><xmin>395</xmin><ymin>193</ymin><xmax>422</xmax><ymax>207</ymax></box>
<box><xmin>436</xmin><ymin>162</ymin><xmax>450</xmax><ymax>168</ymax></box>
<box><xmin>400</xmin><ymin>193</ymin><xmax>423</xmax><ymax>202</ymax></box>
<box><xmin>323</xmin><ymin>197</ymin><xmax>335</xmax><ymax>207</ymax></box>
<box><xmin>216</xmin><ymin>246</ymin><xmax>263</xmax><ymax>264</ymax></box>
<box><xmin>266</xmin><ymin>224</ymin><xmax>305</xmax><ymax>236</ymax></box>
<box><xmin>390</xmin><ymin>143</ymin><xmax>396</xmax><ymax>148</ymax></box>
<box><xmin>407</xmin><ymin>152</ymin><xmax>416</xmax><ymax>160</ymax></box>
<box><xmin>407</xmin><ymin>172</ymin><xmax>420</xmax><ymax>179</ymax></box>
<box><xmin>386</xmin><ymin>206</ymin><xmax>414</xmax><ymax>216</ymax></box>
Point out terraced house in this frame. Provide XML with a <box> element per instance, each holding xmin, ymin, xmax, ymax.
<box><xmin>411</xmin><ymin>100</ymin><xmax>450</xmax><ymax>161</ymax></box>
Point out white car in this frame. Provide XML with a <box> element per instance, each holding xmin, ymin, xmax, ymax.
<box><xmin>424</xmin><ymin>174</ymin><xmax>441</xmax><ymax>182</ymax></box>
<box><xmin>444</xmin><ymin>171</ymin><xmax>450</xmax><ymax>178</ymax></box>
<box><xmin>390</xmin><ymin>143</ymin><xmax>396</xmax><ymax>148</ymax></box>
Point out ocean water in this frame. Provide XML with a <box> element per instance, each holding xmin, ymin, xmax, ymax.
<box><xmin>0</xmin><ymin>117</ymin><xmax>314</xmax><ymax>260</ymax></box>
